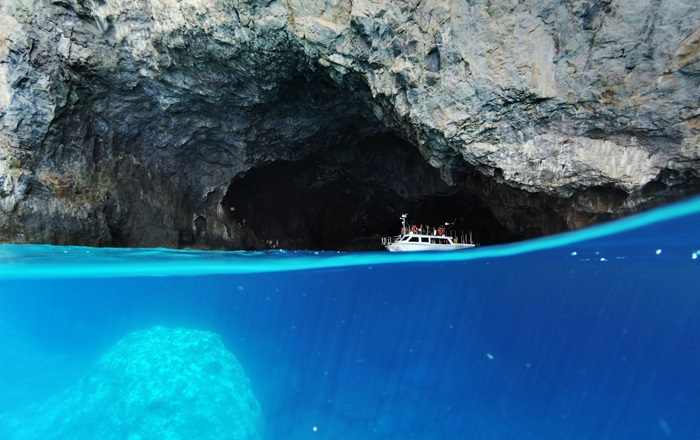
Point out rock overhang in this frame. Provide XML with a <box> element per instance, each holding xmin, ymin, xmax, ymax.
<box><xmin>0</xmin><ymin>0</ymin><xmax>699</xmax><ymax>249</ymax></box>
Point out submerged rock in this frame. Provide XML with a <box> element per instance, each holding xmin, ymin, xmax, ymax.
<box><xmin>0</xmin><ymin>327</ymin><xmax>261</xmax><ymax>440</ymax></box>
<box><xmin>0</xmin><ymin>0</ymin><xmax>699</xmax><ymax>247</ymax></box>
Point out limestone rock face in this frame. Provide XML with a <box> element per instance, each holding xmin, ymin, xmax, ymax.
<box><xmin>0</xmin><ymin>327</ymin><xmax>262</xmax><ymax>440</ymax></box>
<box><xmin>1</xmin><ymin>0</ymin><xmax>699</xmax><ymax>247</ymax></box>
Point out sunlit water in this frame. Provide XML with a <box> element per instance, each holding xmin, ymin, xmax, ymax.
<box><xmin>1</xmin><ymin>197</ymin><xmax>700</xmax><ymax>439</ymax></box>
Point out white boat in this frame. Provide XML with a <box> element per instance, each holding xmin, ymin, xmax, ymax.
<box><xmin>383</xmin><ymin>214</ymin><xmax>477</xmax><ymax>252</ymax></box>
<box><xmin>385</xmin><ymin>233</ymin><xmax>476</xmax><ymax>252</ymax></box>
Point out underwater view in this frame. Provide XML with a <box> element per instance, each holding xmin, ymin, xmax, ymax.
<box><xmin>0</xmin><ymin>197</ymin><xmax>699</xmax><ymax>439</ymax></box>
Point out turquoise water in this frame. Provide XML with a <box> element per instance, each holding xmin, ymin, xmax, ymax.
<box><xmin>1</xmin><ymin>197</ymin><xmax>700</xmax><ymax>439</ymax></box>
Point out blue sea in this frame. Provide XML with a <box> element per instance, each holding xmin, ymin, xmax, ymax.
<box><xmin>1</xmin><ymin>198</ymin><xmax>699</xmax><ymax>439</ymax></box>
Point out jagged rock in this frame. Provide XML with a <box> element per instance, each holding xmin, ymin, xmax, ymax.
<box><xmin>1</xmin><ymin>0</ymin><xmax>699</xmax><ymax>248</ymax></box>
<box><xmin>0</xmin><ymin>327</ymin><xmax>262</xmax><ymax>440</ymax></box>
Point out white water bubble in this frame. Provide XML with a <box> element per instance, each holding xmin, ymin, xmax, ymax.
<box><xmin>692</xmin><ymin>252</ymin><xmax>698</xmax><ymax>260</ymax></box>
<box><xmin>600</xmin><ymin>257</ymin><xmax>607</xmax><ymax>262</ymax></box>
<box><xmin>655</xmin><ymin>249</ymin><xmax>662</xmax><ymax>255</ymax></box>
<box><xmin>486</xmin><ymin>353</ymin><xmax>494</xmax><ymax>360</ymax></box>
<box><xmin>570</xmin><ymin>251</ymin><xmax>578</xmax><ymax>256</ymax></box>
<box><xmin>312</xmin><ymin>426</ymin><xmax>319</xmax><ymax>433</ymax></box>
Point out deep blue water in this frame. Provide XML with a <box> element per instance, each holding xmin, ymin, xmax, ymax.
<box><xmin>1</xmin><ymin>198</ymin><xmax>700</xmax><ymax>439</ymax></box>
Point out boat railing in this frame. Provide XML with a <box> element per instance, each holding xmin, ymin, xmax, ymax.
<box><xmin>381</xmin><ymin>235</ymin><xmax>401</xmax><ymax>246</ymax></box>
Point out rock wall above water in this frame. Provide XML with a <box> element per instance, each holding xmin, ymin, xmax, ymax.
<box><xmin>1</xmin><ymin>0</ymin><xmax>699</xmax><ymax>248</ymax></box>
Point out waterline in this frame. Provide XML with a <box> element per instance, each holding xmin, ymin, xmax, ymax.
<box><xmin>1</xmin><ymin>196</ymin><xmax>699</xmax><ymax>279</ymax></box>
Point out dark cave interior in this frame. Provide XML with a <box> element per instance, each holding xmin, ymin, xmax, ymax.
<box><xmin>221</xmin><ymin>134</ymin><xmax>518</xmax><ymax>250</ymax></box>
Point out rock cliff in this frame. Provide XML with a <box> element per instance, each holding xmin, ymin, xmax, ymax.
<box><xmin>1</xmin><ymin>0</ymin><xmax>699</xmax><ymax>248</ymax></box>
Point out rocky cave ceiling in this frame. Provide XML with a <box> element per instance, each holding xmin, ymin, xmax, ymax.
<box><xmin>1</xmin><ymin>0</ymin><xmax>700</xmax><ymax>249</ymax></box>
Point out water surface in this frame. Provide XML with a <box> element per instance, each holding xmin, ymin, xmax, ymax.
<box><xmin>1</xmin><ymin>198</ymin><xmax>699</xmax><ymax>439</ymax></box>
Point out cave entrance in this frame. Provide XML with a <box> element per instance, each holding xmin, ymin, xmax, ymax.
<box><xmin>221</xmin><ymin>134</ymin><xmax>515</xmax><ymax>250</ymax></box>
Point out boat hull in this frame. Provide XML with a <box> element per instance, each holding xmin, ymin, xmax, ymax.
<box><xmin>385</xmin><ymin>242</ymin><xmax>476</xmax><ymax>252</ymax></box>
